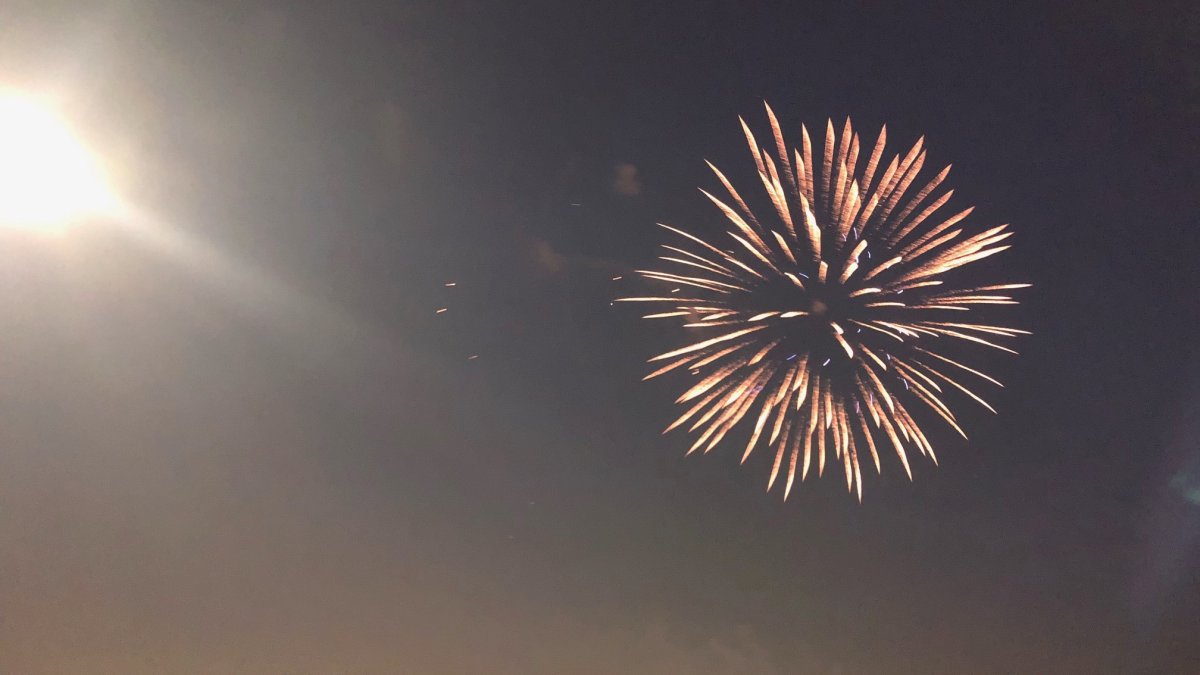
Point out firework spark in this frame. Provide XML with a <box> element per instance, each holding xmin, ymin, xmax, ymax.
<box><xmin>620</xmin><ymin>104</ymin><xmax>1028</xmax><ymax>500</ymax></box>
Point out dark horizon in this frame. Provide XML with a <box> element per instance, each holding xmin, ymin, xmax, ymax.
<box><xmin>1</xmin><ymin>2</ymin><xmax>1198</xmax><ymax>673</ymax></box>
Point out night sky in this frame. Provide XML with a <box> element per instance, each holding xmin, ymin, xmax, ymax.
<box><xmin>1</xmin><ymin>2</ymin><xmax>1199</xmax><ymax>673</ymax></box>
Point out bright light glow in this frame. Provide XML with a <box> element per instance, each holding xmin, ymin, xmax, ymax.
<box><xmin>0</xmin><ymin>92</ymin><xmax>114</xmax><ymax>230</ymax></box>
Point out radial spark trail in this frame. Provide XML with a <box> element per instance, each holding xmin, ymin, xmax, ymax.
<box><xmin>621</xmin><ymin>103</ymin><xmax>1028</xmax><ymax>500</ymax></box>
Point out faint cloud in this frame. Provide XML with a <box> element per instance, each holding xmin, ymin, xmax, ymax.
<box><xmin>517</xmin><ymin>228</ymin><xmax>624</xmax><ymax>279</ymax></box>
<box><xmin>614</xmin><ymin>621</ymin><xmax>783</xmax><ymax>674</ymax></box>
<box><xmin>528</xmin><ymin>237</ymin><xmax>568</xmax><ymax>276</ymax></box>
<box><xmin>613</xmin><ymin>163</ymin><xmax>641</xmax><ymax>197</ymax></box>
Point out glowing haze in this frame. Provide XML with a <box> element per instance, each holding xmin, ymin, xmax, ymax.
<box><xmin>0</xmin><ymin>92</ymin><xmax>113</xmax><ymax>230</ymax></box>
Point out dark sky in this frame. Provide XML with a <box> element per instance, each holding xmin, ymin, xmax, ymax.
<box><xmin>1</xmin><ymin>1</ymin><xmax>1199</xmax><ymax>673</ymax></box>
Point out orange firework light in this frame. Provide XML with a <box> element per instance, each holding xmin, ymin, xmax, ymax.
<box><xmin>619</xmin><ymin>103</ymin><xmax>1029</xmax><ymax>501</ymax></box>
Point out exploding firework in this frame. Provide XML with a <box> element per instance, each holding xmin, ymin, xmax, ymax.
<box><xmin>619</xmin><ymin>103</ymin><xmax>1028</xmax><ymax>500</ymax></box>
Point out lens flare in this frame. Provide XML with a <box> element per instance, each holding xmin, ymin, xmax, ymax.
<box><xmin>620</xmin><ymin>104</ymin><xmax>1028</xmax><ymax>500</ymax></box>
<box><xmin>0</xmin><ymin>92</ymin><xmax>113</xmax><ymax>230</ymax></box>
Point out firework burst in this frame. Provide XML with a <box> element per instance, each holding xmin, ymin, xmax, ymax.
<box><xmin>619</xmin><ymin>103</ymin><xmax>1028</xmax><ymax>500</ymax></box>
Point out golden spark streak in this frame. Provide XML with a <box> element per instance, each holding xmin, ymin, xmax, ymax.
<box><xmin>772</xmin><ymin>230</ymin><xmax>798</xmax><ymax>264</ymax></box>
<box><xmin>846</xmin><ymin>131</ymin><xmax>861</xmax><ymax>180</ymax></box>
<box><xmin>898</xmin><ymin>206</ymin><xmax>976</xmax><ymax>257</ymax></box>
<box><xmin>799</xmin><ymin>395</ymin><xmax>818</xmax><ymax>483</ymax></box>
<box><xmin>905</xmin><ymin>227</ymin><xmax>965</xmax><ymax>263</ymax></box>
<box><xmin>773</xmin><ymin>361</ymin><xmax>803</xmax><ymax>406</ymax></box>
<box><xmin>769</xmin><ymin>412</ymin><xmax>798</xmax><ymax>489</ymax></box>
<box><xmin>913</xmin><ymin>347</ymin><xmax>1005</xmax><ymax>387</ymax></box>
<box><xmin>918</xmin><ymin>325</ymin><xmax>1019</xmax><ymax>354</ymax></box>
<box><xmin>878</xmin><ymin>138</ymin><xmax>923</xmax><ymax>203</ymax></box>
<box><xmin>861</xmin><ymin>255</ymin><xmax>903</xmax><ymax>281</ymax></box>
<box><xmin>745</xmin><ymin>397</ymin><xmax>777</xmax><ymax>463</ymax></box>
<box><xmin>860</xmin><ymin>344</ymin><xmax>889</xmax><ymax>371</ymax></box>
<box><xmin>908</xmin><ymin>385</ymin><xmax>968</xmax><ymax>439</ymax></box>
<box><xmin>783</xmin><ymin>421</ymin><xmax>806</xmax><ymax>497</ymax></box>
<box><xmin>891</xmin><ymin>358</ymin><xmax>943</xmax><ymax>393</ymax></box>
<box><xmin>763</xmin><ymin>102</ymin><xmax>796</xmax><ymax>197</ymax></box>
<box><xmin>793</xmin><ymin>365</ymin><xmax>811</xmax><ymax>408</ymax></box>
<box><xmin>949</xmin><ymin>283</ymin><xmax>1032</xmax><ymax>292</ymax></box>
<box><xmin>705</xmin><ymin>159</ymin><xmax>760</xmax><ymax>229</ymax></box>
<box><xmin>876</xmin><ymin>407</ymin><xmax>912</xmax><ymax>479</ymax></box>
<box><xmin>832</xmin><ymin>119</ymin><xmax>853</xmax><ymax>219</ymax></box>
<box><xmin>910</xmin><ymin>359</ymin><xmax>997</xmax><ymax>413</ymax></box>
<box><xmin>855</xmin><ymin>409</ymin><xmax>882</xmax><ymax>473</ymax></box>
<box><xmin>864</xmin><ymin>155</ymin><xmax>898</xmax><ymax>237</ymax></box>
<box><xmin>835</xmin><ymin>333</ymin><xmax>854</xmax><ymax>358</ymax></box>
<box><xmin>859</xmin><ymin>360</ymin><xmax>896</xmax><ymax>413</ymax></box>
<box><xmin>800</xmin><ymin>193</ymin><xmax>822</xmax><ymax>259</ymax></box>
<box><xmin>638</xmin><ymin>272</ymin><xmax>736</xmax><ymax>294</ymax></box>
<box><xmin>800</xmin><ymin>124</ymin><xmax>815</xmax><ymax>204</ymax></box>
<box><xmin>761</xmin><ymin>153</ymin><xmax>795</xmax><ymax>235</ymax></box>
<box><xmin>703</xmin><ymin>365</ymin><xmax>776</xmax><ymax>453</ymax></box>
<box><xmin>660</xmin><ymin>255</ymin><xmax>738</xmax><ymax>279</ymax></box>
<box><xmin>689</xmin><ymin>367</ymin><xmax>766</xmax><ymax>436</ymax></box>
<box><xmin>701</xmin><ymin>188</ymin><xmax>771</xmax><ymax>253</ymax></box>
<box><xmin>917</xmin><ymin>321</ymin><xmax>1031</xmax><ymax>337</ymax></box>
<box><xmin>851</xmin><ymin>190</ymin><xmax>881</xmax><ymax>236</ymax></box>
<box><xmin>703</xmin><ymin>395</ymin><xmax>757</xmax><ymax>454</ymax></box>
<box><xmin>820</xmin><ymin>119</ymin><xmax>835</xmax><ymax>217</ymax></box>
<box><xmin>616</xmin><ymin>297</ymin><xmax>716</xmax><ymax>303</ymax></box>
<box><xmin>643</xmin><ymin>353</ymin><xmax>704</xmax><ymax>380</ymax></box>
<box><xmin>739</xmin><ymin>116</ymin><xmax>768</xmax><ymax>180</ymax></box>
<box><xmin>638</xmin><ymin>270</ymin><xmax>745</xmax><ymax>292</ymax></box>
<box><xmin>730</xmin><ymin>231</ymin><xmax>781</xmax><ymax>273</ymax></box>
<box><xmin>877</xmin><ymin>150</ymin><xmax>926</xmax><ymax>229</ymax></box>
<box><xmin>661</xmin><ymin>245</ymin><xmax>738</xmax><ymax>277</ymax></box>
<box><xmin>677</xmin><ymin>359</ymin><xmax>748</xmax><ymax>403</ymax></box>
<box><xmin>886</xmin><ymin>280</ymin><xmax>943</xmax><ymax>293</ymax></box>
<box><xmin>816</xmin><ymin>418</ymin><xmax>828</xmax><ymax>477</ymax></box>
<box><xmin>831</xmin><ymin>162</ymin><xmax>848</xmax><ymax>236</ymax></box>
<box><xmin>767</xmin><ymin>417</ymin><xmax>795</xmax><ymax>484</ymax></box>
<box><xmin>851</xmin><ymin>319</ymin><xmax>905</xmax><ymax>342</ymax></box>
<box><xmin>748</xmin><ymin>339</ymin><xmax>782</xmax><ymax>365</ymax></box>
<box><xmin>906</xmin><ymin>304</ymin><xmax>970</xmax><ymax>311</ymax></box>
<box><xmin>887</xmin><ymin>189</ymin><xmax>954</xmax><ymax>245</ymax></box>
<box><xmin>650</xmin><ymin>325</ymin><xmax>768</xmax><ymax>361</ymax></box>
<box><xmin>848</xmin><ymin>430</ymin><xmax>863</xmax><ymax>501</ymax></box>
<box><xmin>848</xmin><ymin>287</ymin><xmax>882</xmax><ymax>297</ymax></box>
<box><xmin>883</xmin><ymin>164</ymin><xmax>950</xmax><ymax>239</ymax></box>
<box><xmin>658</xmin><ymin>223</ymin><xmax>766</xmax><ymax>279</ymax></box>
<box><xmin>689</xmin><ymin>341</ymin><xmax>753</xmax><ymax>369</ymax></box>
<box><xmin>664</xmin><ymin>379</ymin><xmax>734</xmax><ymax>432</ymax></box>
<box><xmin>838</xmin><ymin>256</ymin><xmax>860</xmax><ymax>285</ymax></box>
<box><xmin>876</xmin><ymin>321</ymin><xmax>934</xmax><ymax>337</ymax></box>
<box><xmin>858</xmin><ymin>124</ymin><xmax>887</xmax><ymax>196</ymax></box>
<box><xmin>792</xmin><ymin>149</ymin><xmax>809</xmax><ymax>215</ymax></box>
